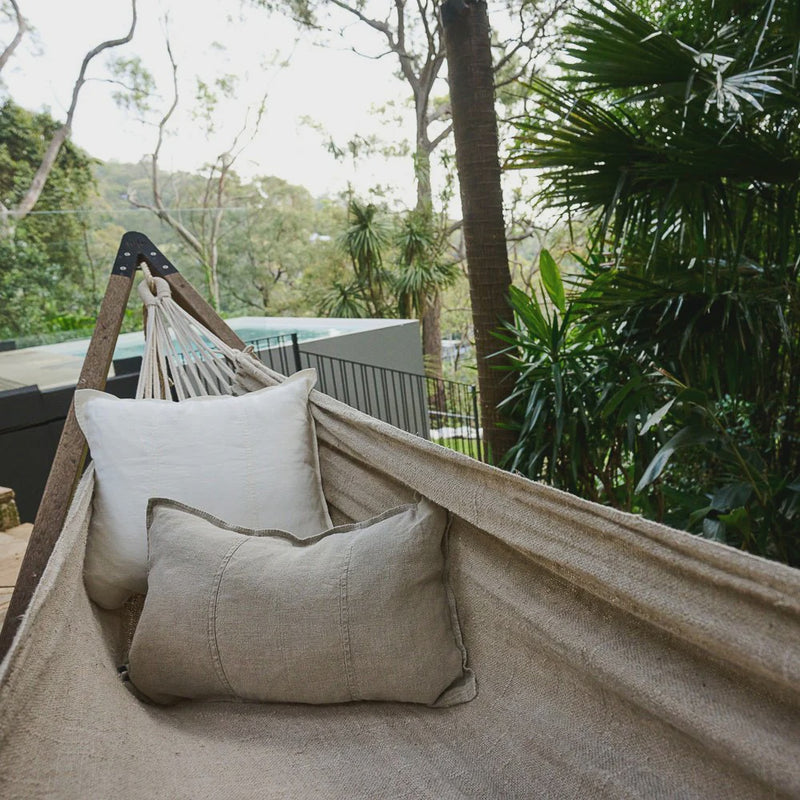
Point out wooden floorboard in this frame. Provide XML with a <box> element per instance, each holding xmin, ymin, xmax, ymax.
<box><xmin>0</xmin><ymin>523</ymin><xmax>33</xmax><ymax>628</ymax></box>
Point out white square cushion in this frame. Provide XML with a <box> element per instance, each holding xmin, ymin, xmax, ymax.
<box><xmin>74</xmin><ymin>370</ymin><xmax>331</xmax><ymax>608</ymax></box>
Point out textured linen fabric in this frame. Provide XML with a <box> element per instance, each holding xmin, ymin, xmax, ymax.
<box><xmin>1</xmin><ymin>353</ymin><xmax>799</xmax><ymax>799</ymax></box>
<box><xmin>74</xmin><ymin>369</ymin><xmax>331</xmax><ymax>609</ymax></box>
<box><xmin>128</xmin><ymin>498</ymin><xmax>475</xmax><ymax>707</ymax></box>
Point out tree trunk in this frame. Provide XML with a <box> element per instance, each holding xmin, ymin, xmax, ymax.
<box><xmin>414</xmin><ymin>142</ymin><xmax>445</xmax><ymax>382</ymax></box>
<box><xmin>441</xmin><ymin>0</ymin><xmax>517</xmax><ymax>464</ymax></box>
<box><xmin>422</xmin><ymin>291</ymin><xmax>444</xmax><ymax>377</ymax></box>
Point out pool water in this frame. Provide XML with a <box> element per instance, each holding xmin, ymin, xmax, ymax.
<box><xmin>49</xmin><ymin>316</ymin><xmax>369</xmax><ymax>362</ymax></box>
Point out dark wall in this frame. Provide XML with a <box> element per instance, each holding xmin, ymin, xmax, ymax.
<box><xmin>0</xmin><ymin>372</ymin><xmax>139</xmax><ymax>523</ymax></box>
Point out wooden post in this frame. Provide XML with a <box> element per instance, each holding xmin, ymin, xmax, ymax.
<box><xmin>0</xmin><ymin>270</ymin><xmax>135</xmax><ymax>660</ymax></box>
<box><xmin>0</xmin><ymin>232</ymin><xmax>248</xmax><ymax>662</ymax></box>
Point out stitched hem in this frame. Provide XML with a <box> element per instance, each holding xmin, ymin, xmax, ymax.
<box><xmin>338</xmin><ymin>538</ymin><xmax>359</xmax><ymax>700</ymax></box>
<box><xmin>207</xmin><ymin>538</ymin><xmax>247</xmax><ymax>696</ymax></box>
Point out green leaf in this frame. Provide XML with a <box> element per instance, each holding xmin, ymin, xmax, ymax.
<box><xmin>711</xmin><ymin>483</ymin><xmax>752</xmax><ymax>512</ymax></box>
<box><xmin>600</xmin><ymin>375</ymin><xmax>640</xmax><ymax>419</ymax></box>
<box><xmin>539</xmin><ymin>249</ymin><xmax>566</xmax><ymax>313</ymax></box>
<box><xmin>639</xmin><ymin>398</ymin><xmax>674</xmax><ymax>435</ymax></box>
<box><xmin>688</xmin><ymin>504</ymin><xmax>713</xmax><ymax>527</ymax></box>
<box><xmin>702</xmin><ymin>518</ymin><xmax>728</xmax><ymax>543</ymax></box>
<box><xmin>718</xmin><ymin>507</ymin><xmax>752</xmax><ymax>538</ymax></box>
<box><xmin>676</xmin><ymin>387</ymin><xmax>707</xmax><ymax>406</ymax></box>
<box><xmin>636</xmin><ymin>425</ymin><xmax>715</xmax><ymax>493</ymax></box>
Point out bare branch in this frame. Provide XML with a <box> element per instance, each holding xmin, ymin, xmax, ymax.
<box><xmin>134</xmin><ymin>35</ymin><xmax>207</xmax><ymax>268</ymax></box>
<box><xmin>429</xmin><ymin>122</ymin><xmax>453</xmax><ymax>151</ymax></box>
<box><xmin>328</xmin><ymin>0</ymin><xmax>394</xmax><ymax>43</ymax></box>
<box><xmin>11</xmin><ymin>0</ymin><xmax>138</xmax><ymax>221</ymax></box>
<box><xmin>349</xmin><ymin>45</ymin><xmax>394</xmax><ymax>60</ymax></box>
<box><xmin>445</xmin><ymin>219</ymin><xmax>463</xmax><ymax>237</ymax></box>
<box><xmin>150</xmin><ymin>38</ymin><xmax>183</xmax><ymax>222</ymax></box>
<box><xmin>392</xmin><ymin>0</ymin><xmax>421</xmax><ymax>96</ymax></box>
<box><xmin>0</xmin><ymin>0</ymin><xmax>25</xmax><ymax>74</ymax></box>
<box><xmin>416</xmin><ymin>0</ymin><xmax>437</xmax><ymax>64</ymax></box>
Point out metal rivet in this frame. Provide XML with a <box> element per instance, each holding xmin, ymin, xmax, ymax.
<box><xmin>120</xmin><ymin>266</ymin><xmax>127</xmax><ymax>271</ymax></box>
<box><xmin>123</xmin><ymin>251</ymin><xmax>130</xmax><ymax>256</ymax></box>
<box><xmin>150</xmin><ymin>251</ymin><xmax>156</xmax><ymax>256</ymax></box>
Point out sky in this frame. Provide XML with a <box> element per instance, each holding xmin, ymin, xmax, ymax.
<box><xmin>1</xmin><ymin>0</ymin><xmax>427</xmax><ymax>206</ymax></box>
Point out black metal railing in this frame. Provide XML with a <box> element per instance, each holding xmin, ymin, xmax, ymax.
<box><xmin>247</xmin><ymin>332</ymin><xmax>483</xmax><ymax>461</ymax></box>
<box><xmin>425</xmin><ymin>376</ymin><xmax>482</xmax><ymax>461</ymax></box>
<box><xmin>297</xmin><ymin>350</ymin><xmax>430</xmax><ymax>437</ymax></box>
<box><xmin>246</xmin><ymin>333</ymin><xmax>300</xmax><ymax>375</ymax></box>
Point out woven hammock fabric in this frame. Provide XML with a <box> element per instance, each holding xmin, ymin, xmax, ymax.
<box><xmin>1</xmin><ymin>349</ymin><xmax>799</xmax><ymax>798</ymax></box>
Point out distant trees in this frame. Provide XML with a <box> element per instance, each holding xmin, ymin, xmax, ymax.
<box><xmin>121</xmin><ymin>36</ymin><xmax>272</xmax><ymax>310</ymax></box>
<box><xmin>0</xmin><ymin>0</ymin><xmax>137</xmax><ymax>232</ymax></box>
<box><xmin>256</xmin><ymin>0</ymin><xmax>455</xmax><ymax>378</ymax></box>
<box><xmin>317</xmin><ymin>198</ymin><xmax>458</xmax><ymax>323</ymax></box>
<box><xmin>0</xmin><ymin>102</ymin><xmax>97</xmax><ymax>338</ymax></box>
<box><xmin>102</xmin><ymin>161</ymin><xmax>348</xmax><ymax>320</ymax></box>
<box><xmin>0</xmin><ymin>0</ymin><xmax>137</xmax><ymax>337</ymax></box>
<box><xmin>256</xmin><ymin>0</ymin><xmax>565</xmax><ymax>388</ymax></box>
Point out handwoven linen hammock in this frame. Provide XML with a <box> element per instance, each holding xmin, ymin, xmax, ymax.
<box><xmin>0</xmin><ymin>234</ymin><xmax>798</xmax><ymax>799</ymax></box>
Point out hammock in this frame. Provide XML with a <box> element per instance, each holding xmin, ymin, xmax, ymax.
<box><xmin>0</xmin><ymin>233</ymin><xmax>798</xmax><ymax>799</ymax></box>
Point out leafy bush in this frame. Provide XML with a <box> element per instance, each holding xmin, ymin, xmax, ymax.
<box><xmin>504</xmin><ymin>0</ymin><xmax>800</xmax><ymax>566</ymax></box>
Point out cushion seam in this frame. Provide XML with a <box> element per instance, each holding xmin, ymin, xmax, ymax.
<box><xmin>338</xmin><ymin>538</ymin><xmax>359</xmax><ymax>700</ymax></box>
<box><xmin>207</xmin><ymin>538</ymin><xmax>248</xmax><ymax>697</ymax></box>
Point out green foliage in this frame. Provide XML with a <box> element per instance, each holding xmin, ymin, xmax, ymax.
<box><xmin>108</xmin><ymin>56</ymin><xmax>157</xmax><ymax>115</ymax></box>
<box><xmin>318</xmin><ymin>199</ymin><xmax>459</xmax><ymax>323</ymax></box>
<box><xmin>0</xmin><ymin>101</ymin><xmax>97</xmax><ymax>338</ymax></box>
<box><xmin>339</xmin><ymin>200</ymin><xmax>393</xmax><ymax>317</ymax></box>
<box><xmin>506</xmin><ymin>0</ymin><xmax>800</xmax><ymax>565</ymax></box>
<box><xmin>497</xmin><ymin>257</ymin><xmax>661</xmax><ymax>509</ymax></box>
<box><xmin>637</xmin><ymin>372</ymin><xmax>800</xmax><ymax>564</ymax></box>
<box><xmin>394</xmin><ymin>209</ymin><xmax>459</xmax><ymax>319</ymax></box>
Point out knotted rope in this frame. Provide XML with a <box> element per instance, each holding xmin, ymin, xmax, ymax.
<box><xmin>135</xmin><ymin>266</ymin><xmax>246</xmax><ymax>401</ymax></box>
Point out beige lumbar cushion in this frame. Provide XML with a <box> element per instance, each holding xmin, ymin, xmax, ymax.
<box><xmin>127</xmin><ymin>497</ymin><xmax>476</xmax><ymax>707</ymax></box>
<box><xmin>74</xmin><ymin>370</ymin><xmax>331</xmax><ymax>609</ymax></box>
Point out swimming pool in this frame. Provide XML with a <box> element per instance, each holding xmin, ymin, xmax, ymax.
<box><xmin>51</xmin><ymin>316</ymin><xmax>381</xmax><ymax>361</ymax></box>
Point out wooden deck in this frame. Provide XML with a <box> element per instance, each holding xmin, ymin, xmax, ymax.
<box><xmin>0</xmin><ymin>524</ymin><xmax>33</xmax><ymax>628</ymax></box>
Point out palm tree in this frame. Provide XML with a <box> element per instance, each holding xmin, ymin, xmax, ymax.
<box><xmin>508</xmin><ymin>0</ymin><xmax>800</xmax><ymax>563</ymax></box>
<box><xmin>339</xmin><ymin>200</ymin><xmax>393</xmax><ymax>318</ymax></box>
<box><xmin>442</xmin><ymin>0</ymin><xmax>517</xmax><ymax>463</ymax></box>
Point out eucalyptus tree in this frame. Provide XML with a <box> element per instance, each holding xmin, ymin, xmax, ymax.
<box><xmin>256</xmin><ymin>0</ymin><xmax>564</xmax><ymax>385</ymax></box>
<box><xmin>0</xmin><ymin>0</ymin><xmax>137</xmax><ymax>232</ymax></box>
<box><xmin>123</xmin><ymin>37</ymin><xmax>271</xmax><ymax>310</ymax></box>
<box><xmin>256</xmin><ymin>0</ymin><xmax>453</xmax><ymax>377</ymax></box>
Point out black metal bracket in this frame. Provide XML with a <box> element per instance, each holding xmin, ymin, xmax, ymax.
<box><xmin>111</xmin><ymin>231</ymin><xmax>179</xmax><ymax>278</ymax></box>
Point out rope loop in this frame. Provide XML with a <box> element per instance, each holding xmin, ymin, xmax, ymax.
<box><xmin>134</xmin><ymin>274</ymin><xmax>244</xmax><ymax>401</ymax></box>
<box><xmin>137</xmin><ymin>275</ymin><xmax>172</xmax><ymax>307</ymax></box>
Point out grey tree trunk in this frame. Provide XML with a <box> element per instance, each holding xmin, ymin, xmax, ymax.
<box><xmin>441</xmin><ymin>0</ymin><xmax>517</xmax><ymax>463</ymax></box>
<box><xmin>414</xmin><ymin>144</ymin><xmax>444</xmax><ymax>381</ymax></box>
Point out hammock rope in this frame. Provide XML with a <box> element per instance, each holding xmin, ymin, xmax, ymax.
<box><xmin>135</xmin><ymin>269</ymin><xmax>242</xmax><ymax>401</ymax></box>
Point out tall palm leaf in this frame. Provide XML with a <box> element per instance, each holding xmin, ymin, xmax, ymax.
<box><xmin>505</xmin><ymin>0</ymin><xmax>800</xmax><ymax>563</ymax></box>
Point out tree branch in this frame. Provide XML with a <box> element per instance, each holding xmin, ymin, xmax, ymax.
<box><xmin>12</xmin><ymin>0</ymin><xmax>138</xmax><ymax>221</ymax></box>
<box><xmin>0</xmin><ymin>0</ymin><xmax>25</xmax><ymax>74</ymax></box>
<box><xmin>328</xmin><ymin>0</ymin><xmax>394</xmax><ymax>42</ymax></box>
<box><xmin>429</xmin><ymin>122</ymin><xmax>453</xmax><ymax>151</ymax></box>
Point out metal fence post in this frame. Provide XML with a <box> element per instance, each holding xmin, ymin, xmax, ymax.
<box><xmin>290</xmin><ymin>333</ymin><xmax>301</xmax><ymax>373</ymax></box>
<box><xmin>471</xmin><ymin>385</ymin><xmax>483</xmax><ymax>462</ymax></box>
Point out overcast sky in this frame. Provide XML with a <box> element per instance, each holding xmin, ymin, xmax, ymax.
<box><xmin>1</xmin><ymin>0</ymin><xmax>425</xmax><ymax>205</ymax></box>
